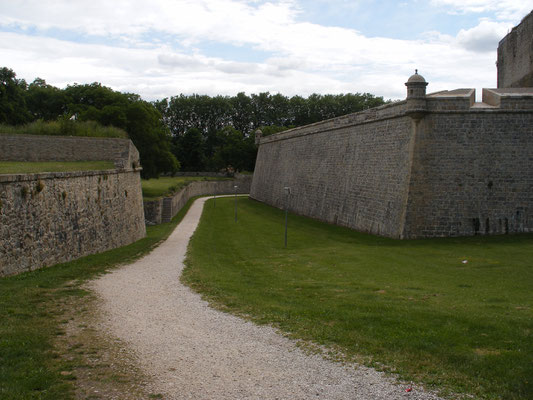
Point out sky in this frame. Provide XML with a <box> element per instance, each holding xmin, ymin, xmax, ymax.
<box><xmin>1</xmin><ymin>0</ymin><xmax>532</xmax><ymax>101</ymax></box>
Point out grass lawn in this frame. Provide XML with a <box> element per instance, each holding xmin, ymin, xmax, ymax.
<box><xmin>141</xmin><ymin>176</ymin><xmax>230</xmax><ymax>201</ymax></box>
<box><xmin>182</xmin><ymin>197</ymin><xmax>533</xmax><ymax>400</ymax></box>
<box><xmin>0</xmin><ymin>161</ymin><xmax>115</xmax><ymax>174</ymax></box>
<box><xmin>0</xmin><ymin>198</ymin><xmax>197</xmax><ymax>399</ymax></box>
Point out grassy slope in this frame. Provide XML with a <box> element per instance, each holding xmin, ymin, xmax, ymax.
<box><xmin>182</xmin><ymin>197</ymin><xmax>533</xmax><ymax>400</ymax></box>
<box><xmin>0</xmin><ymin>161</ymin><xmax>115</xmax><ymax>174</ymax></box>
<box><xmin>141</xmin><ymin>176</ymin><xmax>230</xmax><ymax>201</ymax></box>
<box><xmin>0</xmin><ymin>198</ymin><xmax>197</xmax><ymax>399</ymax></box>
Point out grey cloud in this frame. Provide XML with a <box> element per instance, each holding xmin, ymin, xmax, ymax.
<box><xmin>214</xmin><ymin>61</ymin><xmax>259</xmax><ymax>74</ymax></box>
<box><xmin>158</xmin><ymin>54</ymin><xmax>205</xmax><ymax>68</ymax></box>
<box><xmin>456</xmin><ymin>21</ymin><xmax>509</xmax><ymax>53</ymax></box>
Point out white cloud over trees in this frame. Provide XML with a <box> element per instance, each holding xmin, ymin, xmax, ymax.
<box><xmin>1</xmin><ymin>0</ymin><xmax>531</xmax><ymax>100</ymax></box>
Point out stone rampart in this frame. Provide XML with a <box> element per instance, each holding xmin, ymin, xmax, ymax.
<box><xmin>0</xmin><ymin>134</ymin><xmax>145</xmax><ymax>276</ymax></box>
<box><xmin>497</xmin><ymin>10</ymin><xmax>533</xmax><ymax>88</ymax></box>
<box><xmin>404</xmin><ymin>110</ymin><xmax>533</xmax><ymax>237</ymax></box>
<box><xmin>144</xmin><ymin>176</ymin><xmax>252</xmax><ymax>224</ymax></box>
<box><xmin>251</xmin><ymin>85</ymin><xmax>533</xmax><ymax>239</ymax></box>
<box><xmin>0</xmin><ymin>134</ymin><xmax>140</xmax><ymax>169</ymax></box>
<box><xmin>251</xmin><ymin>102</ymin><xmax>414</xmax><ymax>238</ymax></box>
<box><xmin>0</xmin><ymin>169</ymin><xmax>146</xmax><ymax>276</ymax></box>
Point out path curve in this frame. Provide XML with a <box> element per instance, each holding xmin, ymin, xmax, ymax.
<box><xmin>90</xmin><ymin>197</ymin><xmax>443</xmax><ymax>400</ymax></box>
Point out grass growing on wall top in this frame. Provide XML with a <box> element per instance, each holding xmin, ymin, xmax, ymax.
<box><xmin>0</xmin><ymin>161</ymin><xmax>115</xmax><ymax>174</ymax></box>
<box><xmin>0</xmin><ymin>196</ymin><xmax>198</xmax><ymax>399</ymax></box>
<box><xmin>0</xmin><ymin>120</ymin><xmax>128</xmax><ymax>138</ymax></box>
<box><xmin>182</xmin><ymin>197</ymin><xmax>533</xmax><ymax>400</ymax></box>
<box><xmin>141</xmin><ymin>176</ymin><xmax>231</xmax><ymax>201</ymax></box>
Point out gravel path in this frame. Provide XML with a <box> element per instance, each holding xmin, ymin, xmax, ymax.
<box><xmin>90</xmin><ymin>197</ymin><xmax>444</xmax><ymax>400</ymax></box>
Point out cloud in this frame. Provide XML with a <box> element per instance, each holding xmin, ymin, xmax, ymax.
<box><xmin>456</xmin><ymin>20</ymin><xmax>510</xmax><ymax>52</ymax></box>
<box><xmin>0</xmin><ymin>0</ymin><xmax>512</xmax><ymax>101</ymax></box>
<box><xmin>430</xmin><ymin>0</ymin><xmax>533</xmax><ymax>21</ymax></box>
<box><xmin>158</xmin><ymin>53</ymin><xmax>206</xmax><ymax>69</ymax></box>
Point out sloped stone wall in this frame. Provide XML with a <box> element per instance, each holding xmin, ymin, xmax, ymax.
<box><xmin>0</xmin><ymin>169</ymin><xmax>145</xmax><ymax>276</ymax></box>
<box><xmin>251</xmin><ymin>103</ymin><xmax>414</xmax><ymax>238</ymax></box>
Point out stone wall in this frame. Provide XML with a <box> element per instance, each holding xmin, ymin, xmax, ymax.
<box><xmin>0</xmin><ymin>134</ymin><xmax>140</xmax><ymax>169</ymax></box>
<box><xmin>251</xmin><ymin>88</ymin><xmax>533</xmax><ymax>239</ymax></box>
<box><xmin>251</xmin><ymin>102</ymin><xmax>414</xmax><ymax>238</ymax></box>
<box><xmin>497</xmin><ymin>10</ymin><xmax>533</xmax><ymax>88</ymax></box>
<box><xmin>404</xmin><ymin>109</ymin><xmax>533</xmax><ymax>238</ymax></box>
<box><xmin>144</xmin><ymin>176</ymin><xmax>253</xmax><ymax>224</ymax></box>
<box><xmin>0</xmin><ymin>169</ymin><xmax>146</xmax><ymax>276</ymax></box>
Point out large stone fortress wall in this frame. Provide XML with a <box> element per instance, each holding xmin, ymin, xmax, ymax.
<box><xmin>0</xmin><ymin>135</ymin><xmax>145</xmax><ymax>276</ymax></box>
<box><xmin>497</xmin><ymin>10</ymin><xmax>533</xmax><ymax>88</ymax></box>
<box><xmin>250</xmin><ymin>78</ymin><xmax>533</xmax><ymax>239</ymax></box>
<box><xmin>251</xmin><ymin>103</ymin><xmax>413</xmax><ymax>238</ymax></box>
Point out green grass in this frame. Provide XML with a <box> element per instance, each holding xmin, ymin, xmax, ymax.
<box><xmin>0</xmin><ymin>120</ymin><xmax>128</xmax><ymax>138</ymax></box>
<box><xmin>0</xmin><ymin>197</ymin><xmax>197</xmax><ymax>399</ymax></box>
<box><xmin>141</xmin><ymin>176</ymin><xmax>230</xmax><ymax>201</ymax></box>
<box><xmin>0</xmin><ymin>161</ymin><xmax>115</xmax><ymax>174</ymax></box>
<box><xmin>182</xmin><ymin>197</ymin><xmax>533</xmax><ymax>400</ymax></box>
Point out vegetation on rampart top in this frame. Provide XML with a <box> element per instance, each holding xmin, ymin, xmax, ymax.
<box><xmin>183</xmin><ymin>197</ymin><xmax>533</xmax><ymax>400</ymax></box>
<box><xmin>0</xmin><ymin>119</ymin><xmax>127</xmax><ymax>138</ymax></box>
<box><xmin>1</xmin><ymin>66</ymin><xmax>386</xmax><ymax>176</ymax></box>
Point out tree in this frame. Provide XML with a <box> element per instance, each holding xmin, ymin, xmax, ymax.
<box><xmin>0</xmin><ymin>67</ymin><xmax>31</xmax><ymax>124</ymax></box>
<box><xmin>173</xmin><ymin>128</ymin><xmax>205</xmax><ymax>171</ymax></box>
<box><xmin>26</xmin><ymin>78</ymin><xmax>65</xmax><ymax>121</ymax></box>
<box><xmin>211</xmin><ymin>127</ymin><xmax>257</xmax><ymax>172</ymax></box>
<box><xmin>230</xmin><ymin>92</ymin><xmax>254</xmax><ymax>134</ymax></box>
<box><xmin>126</xmin><ymin>101</ymin><xmax>179</xmax><ymax>178</ymax></box>
<box><xmin>63</xmin><ymin>82</ymin><xmax>178</xmax><ymax>178</ymax></box>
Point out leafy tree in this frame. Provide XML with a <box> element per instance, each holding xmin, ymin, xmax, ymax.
<box><xmin>173</xmin><ymin>128</ymin><xmax>205</xmax><ymax>171</ymax></box>
<box><xmin>64</xmin><ymin>83</ymin><xmax>178</xmax><ymax>178</ymax></box>
<box><xmin>0</xmin><ymin>67</ymin><xmax>31</xmax><ymax>124</ymax></box>
<box><xmin>211</xmin><ymin>127</ymin><xmax>257</xmax><ymax>172</ymax></box>
<box><xmin>125</xmin><ymin>101</ymin><xmax>179</xmax><ymax>178</ymax></box>
<box><xmin>230</xmin><ymin>92</ymin><xmax>254</xmax><ymax>134</ymax></box>
<box><xmin>26</xmin><ymin>78</ymin><xmax>65</xmax><ymax>121</ymax></box>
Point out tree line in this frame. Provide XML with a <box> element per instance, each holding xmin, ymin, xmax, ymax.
<box><xmin>1</xmin><ymin>67</ymin><xmax>386</xmax><ymax>177</ymax></box>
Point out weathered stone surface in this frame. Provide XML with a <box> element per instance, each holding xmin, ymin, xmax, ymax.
<box><xmin>498</xmin><ymin>10</ymin><xmax>533</xmax><ymax>88</ymax></box>
<box><xmin>0</xmin><ymin>169</ymin><xmax>145</xmax><ymax>276</ymax></box>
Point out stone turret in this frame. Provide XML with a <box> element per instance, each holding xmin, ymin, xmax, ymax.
<box><xmin>405</xmin><ymin>69</ymin><xmax>428</xmax><ymax>121</ymax></box>
<box><xmin>254</xmin><ymin>129</ymin><xmax>262</xmax><ymax>145</ymax></box>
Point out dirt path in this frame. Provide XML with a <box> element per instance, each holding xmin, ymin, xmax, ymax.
<box><xmin>90</xmin><ymin>197</ymin><xmax>443</xmax><ymax>400</ymax></box>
